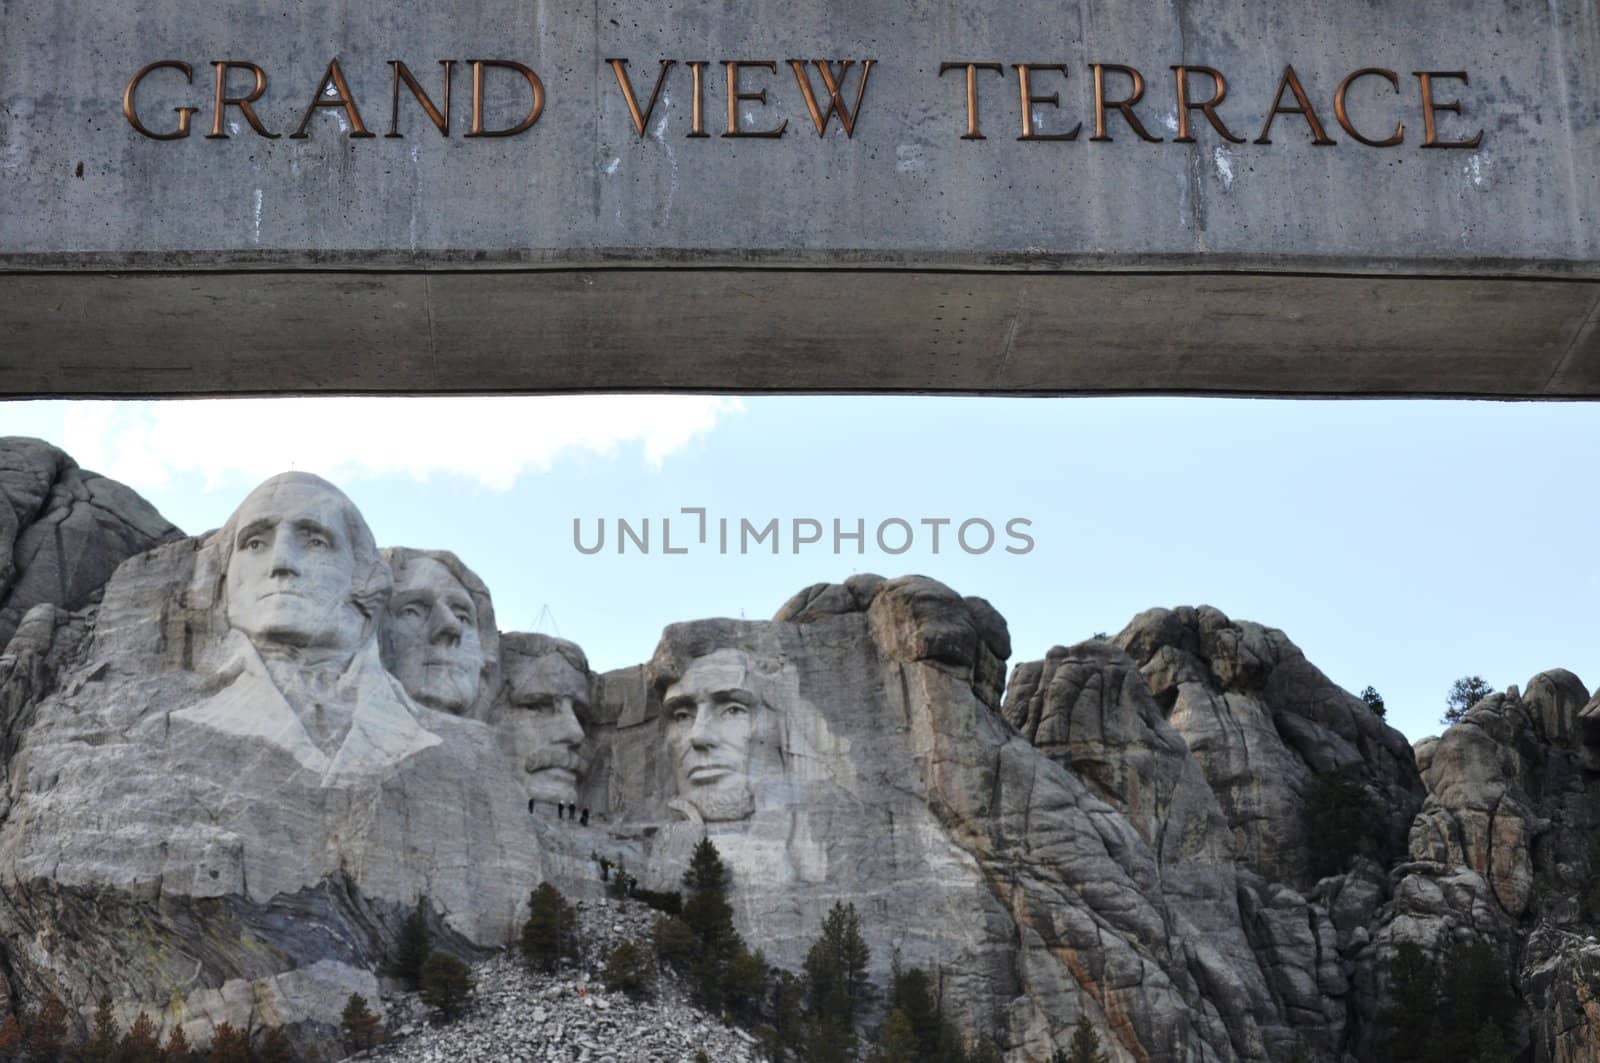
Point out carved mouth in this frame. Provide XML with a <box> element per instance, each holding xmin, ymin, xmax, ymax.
<box><xmin>687</xmin><ymin>765</ymin><xmax>734</xmax><ymax>784</ymax></box>
<box><xmin>532</xmin><ymin>767</ymin><xmax>577</xmax><ymax>783</ymax></box>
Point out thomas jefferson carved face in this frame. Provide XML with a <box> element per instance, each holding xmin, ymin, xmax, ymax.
<box><xmin>663</xmin><ymin>648</ymin><xmax>761</xmax><ymax>821</ymax></box>
<box><xmin>384</xmin><ymin>556</ymin><xmax>484</xmax><ymax>714</ymax></box>
<box><xmin>504</xmin><ymin>648</ymin><xmax>591</xmax><ymax>804</ymax></box>
<box><xmin>224</xmin><ymin>476</ymin><xmax>367</xmax><ymax>653</ymax></box>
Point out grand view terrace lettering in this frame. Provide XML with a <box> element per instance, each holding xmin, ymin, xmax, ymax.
<box><xmin>121</xmin><ymin>55</ymin><xmax>1487</xmax><ymax>148</ymax></box>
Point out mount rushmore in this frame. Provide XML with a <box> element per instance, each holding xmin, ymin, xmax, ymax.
<box><xmin>1</xmin><ymin>436</ymin><xmax>1599</xmax><ymax>1062</ymax></box>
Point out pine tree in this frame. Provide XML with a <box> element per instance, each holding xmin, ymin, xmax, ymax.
<box><xmin>1380</xmin><ymin>941</ymin><xmax>1437</xmax><ymax>1063</ymax></box>
<box><xmin>1430</xmin><ymin>939</ymin><xmax>1519</xmax><ymax>1063</ymax></box>
<box><xmin>254</xmin><ymin>1027</ymin><xmax>292</xmax><ymax>1063</ymax></box>
<box><xmin>934</xmin><ymin>1018</ymin><xmax>968</xmax><ymax>1063</ymax></box>
<box><xmin>26</xmin><ymin>995</ymin><xmax>69</xmax><ymax>1063</ymax></box>
<box><xmin>0</xmin><ymin>1016</ymin><xmax>20</xmax><ymax>1062</ymax></box>
<box><xmin>802</xmin><ymin>1014</ymin><xmax>855</xmax><ymax>1063</ymax></box>
<box><xmin>205</xmin><ymin>1023</ymin><xmax>250</xmax><ymax>1063</ymax></box>
<box><xmin>420</xmin><ymin>952</ymin><xmax>475</xmax><ymax>1021</ymax></box>
<box><xmin>875</xmin><ymin>1009</ymin><xmax>918</xmax><ymax>1063</ymax></box>
<box><xmin>888</xmin><ymin>961</ymin><xmax>942</xmax><ymax>1059</ymax></box>
<box><xmin>1304</xmin><ymin>768</ymin><xmax>1378</xmax><ymax>877</ymax></box>
<box><xmin>603</xmin><ymin>940</ymin><xmax>653</xmax><ymax>998</ymax></box>
<box><xmin>678</xmin><ymin>838</ymin><xmax>747</xmax><ymax>1010</ymax></box>
<box><xmin>340</xmin><ymin>993</ymin><xmax>381</xmax><ymax>1052</ymax></box>
<box><xmin>1443</xmin><ymin>676</ymin><xmax>1495</xmax><ymax>725</ymax></box>
<box><xmin>770</xmin><ymin>970</ymin><xmax>806</xmax><ymax>1055</ymax></box>
<box><xmin>1359</xmin><ymin>686</ymin><xmax>1386</xmax><ymax>718</ymax></box>
<box><xmin>161</xmin><ymin>1025</ymin><xmax>191</xmax><ymax>1063</ymax></box>
<box><xmin>803</xmin><ymin>902</ymin><xmax>872</xmax><ymax>1027</ymax></box>
<box><xmin>723</xmin><ymin>947</ymin><xmax>769</xmax><ymax>1020</ymax></box>
<box><xmin>116</xmin><ymin>1012</ymin><xmax>163</xmax><ymax>1063</ymax></box>
<box><xmin>83</xmin><ymin>996</ymin><xmax>119</xmax><ymax>1063</ymax></box>
<box><xmin>967</xmin><ymin>1039</ymin><xmax>1004</xmax><ymax>1063</ymax></box>
<box><xmin>522</xmin><ymin>883</ymin><xmax>579</xmax><ymax>972</ymax></box>
<box><xmin>394</xmin><ymin>896</ymin><xmax>432</xmax><ymax>988</ymax></box>
<box><xmin>1062</xmin><ymin>1014</ymin><xmax>1109</xmax><ymax>1063</ymax></box>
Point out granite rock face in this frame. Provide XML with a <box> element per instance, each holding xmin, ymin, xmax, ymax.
<box><xmin>2</xmin><ymin>455</ymin><xmax>1600</xmax><ymax>1062</ymax></box>
<box><xmin>1362</xmin><ymin>673</ymin><xmax>1600</xmax><ymax>1063</ymax></box>
<box><xmin>0</xmin><ymin>437</ymin><xmax>180</xmax><ymax>652</ymax></box>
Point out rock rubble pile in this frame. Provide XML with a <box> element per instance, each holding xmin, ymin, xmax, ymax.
<box><xmin>360</xmin><ymin>897</ymin><xmax>760</xmax><ymax>1063</ymax></box>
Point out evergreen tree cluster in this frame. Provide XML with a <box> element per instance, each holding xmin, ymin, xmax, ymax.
<box><xmin>1379</xmin><ymin>939</ymin><xmax>1521</xmax><ymax>1063</ymax></box>
<box><xmin>1303</xmin><ymin>768</ymin><xmax>1380</xmax><ymax>877</ymax></box>
<box><xmin>393</xmin><ymin>895</ymin><xmax>476</xmax><ymax>1023</ymax></box>
<box><xmin>635</xmin><ymin>839</ymin><xmax>1053</xmax><ymax>1062</ymax></box>
<box><xmin>652</xmin><ymin>838</ymin><xmax>769</xmax><ymax>1020</ymax></box>
<box><xmin>522</xmin><ymin>882</ymin><xmax>581</xmax><ymax>973</ymax></box>
<box><xmin>0</xmin><ymin>993</ymin><xmax>292</xmax><ymax>1063</ymax></box>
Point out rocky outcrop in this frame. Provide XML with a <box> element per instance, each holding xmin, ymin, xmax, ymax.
<box><xmin>0</xmin><ymin>437</ymin><xmax>180</xmax><ymax>652</ymax></box>
<box><xmin>4</xmin><ymin>452</ymin><xmax>1600</xmax><ymax>1062</ymax></box>
<box><xmin>1362</xmin><ymin>672</ymin><xmax>1600</xmax><ymax>1062</ymax></box>
<box><xmin>1109</xmin><ymin>607</ymin><xmax>1423</xmax><ymax>889</ymax></box>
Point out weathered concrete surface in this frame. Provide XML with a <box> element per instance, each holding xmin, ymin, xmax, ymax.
<box><xmin>1</xmin><ymin>0</ymin><xmax>1599</xmax><ymax>395</ymax></box>
<box><xmin>3</xmin><ymin>271</ymin><xmax>1599</xmax><ymax>397</ymax></box>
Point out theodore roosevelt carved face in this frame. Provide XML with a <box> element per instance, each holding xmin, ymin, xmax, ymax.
<box><xmin>663</xmin><ymin>648</ymin><xmax>765</xmax><ymax>822</ymax></box>
<box><xmin>501</xmin><ymin>635</ymin><xmax>592</xmax><ymax>805</ymax></box>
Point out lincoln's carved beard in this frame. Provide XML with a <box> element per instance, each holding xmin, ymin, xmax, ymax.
<box><xmin>685</xmin><ymin>779</ymin><xmax>754</xmax><ymax>822</ymax></box>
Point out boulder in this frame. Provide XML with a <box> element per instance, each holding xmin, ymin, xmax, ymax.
<box><xmin>0</xmin><ymin>437</ymin><xmax>180</xmax><ymax>652</ymax></box>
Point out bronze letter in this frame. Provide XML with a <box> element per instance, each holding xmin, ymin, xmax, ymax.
<box><xmin>290</xmin><ymin>58</ymin><xmax>375</xmax><ymax>139</ymax></box>
<box><xmin>1255</xmin><ymin>65</ymin><xmax>1334</xmax><ymax>145</ymax></box>
<box><xmin>123</xmin><ymin>61</ymin><xmax>199</xmax><ymax>140</ymax></box>
<box><xmin>1172</xmin><ymin>65</ymin><xmax>1243</xmax><ymax>143</ymax></box>
<box><xmin>1091</xmin><ymin>63</ymin><xmax>1161</xmax><ymax>142</ymax></box>
<box><xmin>938</xmin><ymin>62</ymin><xmax>1003</xmax><ymax>139</ymax></box>
<box><xmin>787</xmin><ymin>59</ymin><xmax>874</xmax><ymax>137</ymax></box>
<box><xmin>387</xmin><ymin>60</ymin><xmax>452</xmax><ymax>137</ymax></box>
<box><xmin>608</xmin><ymin>58</ymin><xmax>674</xmax><ymax>137</ymax></box>
<box><xmin>206</xmin><ymin>61</ymin><xmax>278</xmax><ymax>139</ymax></box>
<box><xmin>466</xmin><ymin>60</ymin><xmax>544</xmax><ymax>137</ymax></box>
<box><xmin>1333</xmin><ymin>68</ymin><xmax>1403</xmax><ymax>147</ymax></box>
<box><xmin>723</xmin><ymin>61</ymin><xmax>787</xmax><ymax>137</ymax></box>
<box><xmin>1414</xmin><ymin>71</ymin><xmax>1482</xmax><ymax>149</ymax></box>
<box><xmin>687</xmin><ymin>61</ymin><xmax>709</xmax><ymax>137</ymax></box>
<box><xmin>1013</xmin><ymin>64</ymin><xmax>1080</xmax><ymax>141</ymax></box>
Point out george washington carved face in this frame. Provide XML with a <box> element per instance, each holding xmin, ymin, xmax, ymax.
<box><xmin>223</xmin><ymin>474</ymin><xmax>376</xmax><ymax>653</ymax></box>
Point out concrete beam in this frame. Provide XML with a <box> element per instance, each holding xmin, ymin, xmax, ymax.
<box><xmin>4</xmin><ymin>0</ymin><xmax>1599</xmax><ymax>396</ymax></box>
<box><xmin>5</xmin><ymin>270</ymin><xmax>1597</xmax><ymax>397</ymax></box>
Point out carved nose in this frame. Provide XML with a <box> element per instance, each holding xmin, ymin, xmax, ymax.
<box><xmin>431</xmin><ymin>602</ymin><xmax>462</xmax><ymax>645</ymax></box>
<box><xmin>688</xmin><ymin>706</ymin><xmax>718</xmax><ymax>749</ymax></box>
<box><xmin>267</xmin><ymin>537</ymin><xmax>300</xmax><ymax>577</ymax></box>
<box><xmin>552</xmin><ymin>698</ymin><xmax>585</xmax><ymax>745</ymax></box>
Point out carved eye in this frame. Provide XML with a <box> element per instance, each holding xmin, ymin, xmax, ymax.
<box><xmin>306</xmin><ymin>534</ymin><xmax>331</xmax><ymax>549</ymax></box>
<box><xmin>399</xmin><ymin>604</ymin><xmax>425</xmax><ymax>620</ymax></box>
<box><xmin>723</xmin><ymin>703</ymin><xmax>749</xmax><ymax>718</ymax></box>
<box><xmin>243</xmin><ymin>536</ymin><xmax>267</xmax><ymax>552</ymax></box>
<box><xmin>670</xmin><ymin>707</ymin><xmax>694</xmax><ymax>724</ymax></box>
<box><xmin>452</xmin><ymin>608</ymin><xmax>472</xmax><ymax>623</ymax></box>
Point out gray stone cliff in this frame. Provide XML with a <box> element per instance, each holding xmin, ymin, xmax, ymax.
<box><xmin>0</xmin><ymin>445</ymin><xmax>1597</xmax><ymax>1062</ymax></box>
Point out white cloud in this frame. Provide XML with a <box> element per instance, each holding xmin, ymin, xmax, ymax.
<box><xmin>61</xmin><ymin>396</ymin><xmax>744</xmax><ymax>493</ymax></box>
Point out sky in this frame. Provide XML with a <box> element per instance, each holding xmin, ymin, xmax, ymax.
<box><xmin>4</xmin><ymin>395</ymin><xmax>1595</xmax><ymax>746</ymax></box>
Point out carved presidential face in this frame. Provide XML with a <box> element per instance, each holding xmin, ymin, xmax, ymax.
<box><xmin>664</xmin><ymin>648</ymin><xmax>762</xmax><ymax>821</ymax></box>
<box><xmin>224</xmin><ymin>477</ymin><xmax>367</xmax><ymax>652</ymax></box>
<box><xmin>504</xmin><ymin>650</ymin><xmax>591</xmax><ymax>804</ymax></box>
<box><xmin>384</xmin><ymin>556</ymin><xmax>484</xmax><ymax>714</ymax></box>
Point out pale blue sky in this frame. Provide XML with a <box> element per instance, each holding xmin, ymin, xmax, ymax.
<box><xmin>5</xmin><ymin>395</ymin><xmax>1595</xmax><ymax>746</ymax></box>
